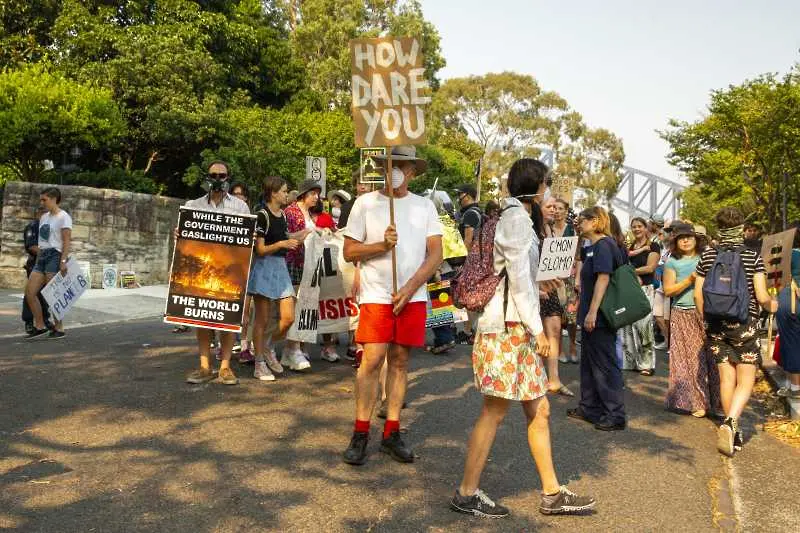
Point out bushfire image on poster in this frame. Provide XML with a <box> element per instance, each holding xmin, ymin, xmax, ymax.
<box><xmin>164</xmin><ymin>207</ymin><xmax>256</xmax><ymax>332</ymax></box>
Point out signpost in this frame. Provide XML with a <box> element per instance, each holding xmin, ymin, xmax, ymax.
<box><xmin>350</xmin><ymin>35</ymin><xmax>430</xmax><ymax>292</ymax></box>
<box><xmin>305</xmin><ymin>156</ymin><xmax>327</xmax><ymax>197</ymax></box>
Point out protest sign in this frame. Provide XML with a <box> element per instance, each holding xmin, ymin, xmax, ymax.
<box><xmin>550</xmin><ymin>176</ymin><xmax>575</xmax><ymax>205</ymax></box>
<box><xmin>286</xmin><ymin>232</ymin><xmax>326</xmax><ymax>343</ymax></box>
<box><xmin>164</xmin><ymin>207</ymin><xmax>256</xmax><ymax>332</ymax></box>
<box><xmin>41</xmin><ymin>257</ymin><xmax>89</xmax><ymax>321</ymax></box>
<box><xmin>425</xmin><ymin>280</ymin><xmax>466</xmax><ymax>328</ymax></box>
<box><xmin>305</xmin><ymin>156</ymin><xmax>327</xmax><ymax>197</ymax></box>
<box><xmin>761</xmin><ymin>229</ymin><xmax>796</xmax><ymax>292</ymax></box>
<box><xmin>537</xmin><ymin>236</ymin><xmax>580</xmax><ymax>281</ymax></box>
<box><xmin>360</xmin><ymin>147</ymin><xmax>386</xmax><ymax>184</ymax></box>
<box><xmin>350</xmin><ymin>36</ymin><xmax>430</xmax><ymax>147</ymax></box>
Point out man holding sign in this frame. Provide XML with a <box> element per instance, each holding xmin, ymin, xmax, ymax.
<box><xmin>341</xmin><ymin>146</ymin><xmax>442</xmax><ymax>465</ymax></box>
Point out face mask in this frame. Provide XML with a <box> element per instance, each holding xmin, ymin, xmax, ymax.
<box><xmin>391</xmin><ymin>167</ymin><xmax>406</xmax><ymax>189</ymax></box>
<box><xmin>332</xmin><ymin>207</ymin><xmax>341</xmax><ymax>218</ymax></box>
<box><xmin>206</xmin><ymin>177</ymin><xmax>229</xmax><ymax>193</ymax></box>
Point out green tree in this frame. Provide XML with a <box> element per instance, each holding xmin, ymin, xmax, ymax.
<box><xmin>0</xmin><ymin>0</ymin><xmax>61</xmax><ymax>66</ymax></box>
<box><xmin>0</xmin><ymin>65</ymin><xmax>126</xmax><ymax>181</ymax></box>
<box><xmin>661</xmin><ymin>67</ymin><xmax>800</xmax><ymax>233</ymax></box>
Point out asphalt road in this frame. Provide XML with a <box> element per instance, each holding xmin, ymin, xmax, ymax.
<box><xmin>1</xmin><ymin>319</ymin><xmax>798</xmax><ymax>532</ymax></box>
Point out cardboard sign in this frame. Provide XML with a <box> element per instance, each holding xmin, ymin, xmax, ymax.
<box><xmin>102</xmin><ymin>263</ymin><xmax>118</xmax><ymax>289</ymax></box>
<box><xmin>550</xmin><ymin>176</ymin><xmax>575</xmax><ymax>205</ymax></box>
<box><xmin>305</xmin><ymin>156</ymin><xmax>327</xmax><ymax>197</ymax></box>
<box><xmin>537</xmin><ymin>236</ymin><xmax>580</xmax><ymax>281</ymax></box>
<box><xmin>41</xmin><ymin>258</ymin><xmax>89</xmax><ymax>321</ymax></box>
<box><xmin>360</xmin><ymin>147</ymin><xmax>386</xmax><ymax>184</ymax></box>
<box><xmin>350</xmin><ymin>36</ymin><xmax>430</xmax><ymax>147</ymax></box>
<box><xmin>164</xmin><ymin>207</ymin><xmax>256</xmax><ymax>332</ymax></box>
<box><xmin>761</xmin><ymin>229</ymin><xmax>797</xmax><ymax>292</ymax></box>
<box><xmin>317</xmin><ymin>231</ymin><xmax>360</xmax><ymax>334</ymax></box>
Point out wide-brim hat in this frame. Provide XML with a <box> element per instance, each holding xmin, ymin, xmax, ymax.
<box><xmin>328</xmin><ymin>189</ymin><xmax>352</xmax><ymax>203</ymax></box>
<box><xmin>372</xmin><ymin>145</ymin><xmax>428</xmax><ymax>175</ymax></box>
<box><xmin>297</xmin><ymin>178</ymin><xmax>322</xmax><ymax>199</ymax></box>
<box><xmin>671</xmin><ymin>222</ymin><xmax>696</xmax><ymax>239</ymax></box>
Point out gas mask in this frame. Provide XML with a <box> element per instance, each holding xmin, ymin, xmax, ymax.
<box><xmin>205</xmin><ymin>171</ymin><xmax>230</xmax><ymax>193</ymax></box>
<box><xmin>391</xmin><ymin>166</ymin><xmax>406</xmax><ymax>189</ymax></box>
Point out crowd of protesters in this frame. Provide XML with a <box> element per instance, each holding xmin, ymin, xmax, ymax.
<box><xmin>18</xmin><ymin>149</ymin><xmax>800</xmax><ymax>521</ymax></box>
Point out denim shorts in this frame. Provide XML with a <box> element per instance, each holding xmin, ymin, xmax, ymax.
<box><xmin>32</xmin><ymin>248</ymin><xmax>62</xmax><ymax>274</ymax></box>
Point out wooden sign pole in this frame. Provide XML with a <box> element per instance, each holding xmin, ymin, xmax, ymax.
<box><xmin>387</xmin><ymin>150</ymin><xmax>398</xmax><ymax>293</ymax></box>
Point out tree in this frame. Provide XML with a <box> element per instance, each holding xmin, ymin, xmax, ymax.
<box><xmin>0</xmin><ymin>0</ymin><xmax>61</xmax><ymax>66</ymax></box>
<box><xmin>0</xmin><ymin>65</ymin><xmax>126</xmax><ymax>182</ymax></box>
<box><xmin>661</xmin><ymin>67</ymin><xmax>800</xmax><ymax>233</ymax></box>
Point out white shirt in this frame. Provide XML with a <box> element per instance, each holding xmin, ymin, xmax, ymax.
<box><xmin>477</xmin><ymin>197</ymin><xmax>544</xmax><ymax>336</ymax></box>
<box><xmin>184</xmin><ymin>192</ymin><xmax>250</xmax><ymax>215</ymax></box>
<box><xmin>345</xmin><ymin>191</ymin><xmax>442</xmax><ymax>304</ymax></box>
<box><xmin>38</xmin><ymin>210</ymin><xmax>73</xmax><ymax>252</ymax></box>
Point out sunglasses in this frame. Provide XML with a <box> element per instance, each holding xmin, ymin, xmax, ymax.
<box><xmin>208</xmin><ymin>172</ymin><xmax>228</xmax><ymax>179</ymax></box>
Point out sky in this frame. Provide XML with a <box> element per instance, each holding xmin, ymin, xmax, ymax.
<box><xmin>419</xmin><ymin>0</ymin><xmax>800</xmax><ymax>184</ymax></box>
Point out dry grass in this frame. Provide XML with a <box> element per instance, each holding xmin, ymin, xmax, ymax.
<box><xmin>752</xmin><ymin>372</ymin><xmax>800</xmax><ymax>449</ymax></box>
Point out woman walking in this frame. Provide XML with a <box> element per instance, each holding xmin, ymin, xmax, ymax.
<box><xmin>663</xmin><ymin>223</ymin><xmax>720</xmax><ymax>417</ymax></box>
<box><xmin>450</xmin><ymin>159</ymin><xmax>595</xmax><ymax>519</ymax></box>
<box><xmin>248</xmin><ymin>177</ymin><xmax>302</xmax><ymax>381</ymax></box>
<box><xmin>622</xmin><ymin>217</ymin><xmax>659</xmax><ymax>375</ymax></box>
<box><xmin>776</xmin><ymin>229</ymin><xmax>800</xmax><ymax>398</ymax></box>
<box><xmin>567</xmin><ymin>206</ymin><xmax>627</xmax><ymax>431</ymax></box>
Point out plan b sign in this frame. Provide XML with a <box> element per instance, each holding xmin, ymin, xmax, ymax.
<box><xmin>350</xmin><ymin>36</ymin><xmax>430</xmax><ymax>147</ymax></box>
<box><xmin>536</xmin><ymin>237</ymin><xmax>579</xmax><ymax>281</ymax></box>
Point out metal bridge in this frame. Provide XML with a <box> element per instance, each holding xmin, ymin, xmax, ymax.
<box><xmin>537</xmin><ymin>148</ymin><xmax>685</xmax><ymax>222</ymax></box>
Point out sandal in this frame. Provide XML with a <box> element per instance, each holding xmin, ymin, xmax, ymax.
<box><xmin>431</xmin><ymin>341</ymin><xmax>455</xmax><ymax>355</ymax></box>
<box><xmin>640</xmin><ymin>369</ymin><xmax>654</xmax><ymax>376</ymax></box>
<box><xmin>548</xmin><ymin>384</ymin><xmax>575</xmax><ymax>397</ymax></box>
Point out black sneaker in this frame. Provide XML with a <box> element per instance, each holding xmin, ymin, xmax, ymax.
<box><xmin>450</xmin><ymin>489</ymin><xmax>510</xmax><ymax>518</ymax></box>
<box><xmin>24</xmin><ymin>322</ymin><xmax>34</xmax><ymax>335</ymax></box>
<box><xmin>734</xmin><ymin>430</ymin><xmax>743</xmax><ymax>452</ymax></box>
<box><xmin>47</xmin><ymin>330</ymin><xmax>65</xmax><ymax>340</ymax></box>
<box><xmin>25</xmin><ymin>328</ymin><xmax>49</xmax><ymax>339</ymax></box>
<box><xmin>380</xmin><ymin>430</ymin><xmax>414</xmax><ymax>463</ymax></box>
<box><xmin>342</xmin><ymin>432</ymin><xmax>369</xmax><ymax>465</ymax></box>
<box><xmin>539</xmin><ymin>486</ymin><xmax>596</xmax><ymax>515</ymax></box>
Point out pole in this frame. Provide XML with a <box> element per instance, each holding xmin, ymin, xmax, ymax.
<box><xmin>475</xmin><ymin>156</ymin><xmax>483</xmax><ymax>202</ymax></box>
<box><xmin>766</xmin><ymin>312</ymin><xmax>774</xmax><ymax>366</ymax></box>
<box><xmin>387</xmin><ymin>150</ymin><xmax>398</xmax><ymax>293</ymax></box>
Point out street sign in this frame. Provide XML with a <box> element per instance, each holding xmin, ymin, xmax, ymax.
<box><xmin>305</xmin><ymin>156</ymin><xmax>327</xmax><ymax>197</ymax></box>
<box><xmin>360</xmin><ymin>147</ymin><xmax>386</xmax><ymax>184</ymax></box>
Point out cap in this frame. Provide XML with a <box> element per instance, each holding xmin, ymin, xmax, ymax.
<box><xmin>453</xmin><ymin>184</ymin><xmax>477</xmax><ymax>199</ymax></box>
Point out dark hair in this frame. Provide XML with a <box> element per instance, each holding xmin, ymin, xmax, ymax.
<box><xmin>262</xmin><ymin>176</ymin><xmax>287</xmax><ymax>204</ymax></box>
<box><xmin>554</xmin><ymin>198</ymin><xmax>569</xmax><ymax>210</ymax></box>
<box><xmin>207</xmin><ymin>160</ymin><xmax>231</xmax><ymax>175</ymax></box>
<box><xmin>630</xmin><ymin>216</ymin><xmax>648</xmax><ymax>228</ymax></box>
<box><xmin>743</xmin><ymin>222</ymin><xmax>759</xmax><ymax>231</ymax></box>
<box><xmin>230</xmin><ymin>181</ymin><xmax>248</xmax><ymax>197</ymax></box>
<box><xmin>609</xmin><ymin>214</ymin><xmax>626</xmax><ymax>248</ymax></box>
<box><xmin>714</xmin><ymin>207</ymin><xmax>744</xmax><ymax>230</ymax></box>
<box><xmin>484</xmin><ymin>200</ymin><xmax>501</xmax><ymax>218</ymax></box>
<box><xmin>670</xmin><ymin>232</ymin><xmax>705</xmax><ymax>259</ymax></box>
<box><xmin>309</xmin><ymin>199</ymin><xmax>324</xmax><ymax>215</ymax></box>
<box><xmin>507</xmin><ymin>158</ymin><xmax>550</xmax><ymax>239</ymax></box>
<box><xmin>40</xmin><ymin>187</ymin><xmax>61</xmax><ymax>204</ymax></box>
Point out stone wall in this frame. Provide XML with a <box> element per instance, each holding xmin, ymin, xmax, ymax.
<box><xmin>0</xmin><ymin>182</ymin><xmax>183</xmax><ymax>289</ymax></box>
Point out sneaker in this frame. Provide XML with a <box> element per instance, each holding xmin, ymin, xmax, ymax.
<box><xmin>717</xmin><ymin>418</ymin><xmax>736</xmax><ymax>457</ymax></box>
<box><xmin>254</xmin><ymin>361</ymin><xmax>275</xmax><ymax>382</ymax></box>
<box><xmin>380</xmin><ymin>430</ymin><xmax>414</xmax><ymax>463</ymax></box>
<box><xmin>186</xmin><ymin>367</ymin><xmax>215</xmax><ymax>384</ymax></box>
<box><xmin>344</xmin><ymin>346</ymin><xmax>357</xmax><ymax>361</ymax></box>
<box><xmin>281</xmin><ymin>349</ymin><xmax>311</xmax><ymax>372</ymax></box>
<box><xmin>320</xmin><ymin>346</ymin><xmax>340</xmax><ymax>362</ymax></box>
<box><xmin>218</xmin><ymin>367</ymin><xmax>239</xmax><ymax>385</ymax></box>
<box><xmin>25</xmin><ymin>327</ymin><xmax>49</xmax><ymax>339</ymax></box>
<box><xmin>47</xmin><ymin>330</ymin><xmax>65</xmax><ymax>340</ymax></box>
<box><xmin>450</xmin><ymin>489</ymin><xmax>510</xmax><ymax>518</ymax></box>
<box><xmin>342</xmin><ymin>432</ymin><xmax>369</xmax><ymax>465</ymax></box>
<box><xmin>238</xmin><ymin>348</ymin><xmax>255</xmax><ymax>364</ymax></box>
<box><xmin>734</xmin><ymin>429</ymin><xmax>744</xmax><ymax>452</ymax></box>
<box><xmin>24</xmin><ymin>322</ymin><xmax>34</xmax><ymax>335</ymax></box>
<box><xmin>539</xmin><ymin>486</ymin><xmax>596</xmax><ymax>515</ymax></box>
<box><xmin>232</xmin><ymin>341</ymin><xmax>242</xmax><ymax>354</ymax></box>
<box><xmin>654</xmin><ymin>341</ymin><xmax>668</xmax><ymax>351</ymax></box>
<box><xmin>264</xmin><ymin>348</ymin><xmax>283</xmax><ymax>374</ymax></box>
<box><xmin>352</xmin><ymin>348</ymin><xmax>363</xmax><ymax>369</ymax></box>
<box><xmin>558</xmin><ymin>355</ymin><xmax>569</xmax><ymax>363</ymax></box>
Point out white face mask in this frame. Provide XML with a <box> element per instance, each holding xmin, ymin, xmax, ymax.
<box><xmin>391</xmin><ymin>166</ymin><xmax>406</xmax><ymax>189</ymax></box>
<box><xmin>331</xmin><ymin>207</ymin><xmax>341</xmax><ymax>218</ymax></box>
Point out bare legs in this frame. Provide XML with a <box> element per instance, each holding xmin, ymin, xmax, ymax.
<box><xmin>543</xmin><ymin>316</ymin><xmax>563</xmax><ymax>390</ymax></box>
<box><xmin>254</xmin><ymin>296</ymin><xmax>295</xmax><ymax>359</ymax></box>
<box><xmin>197</xmin><ymin>329</ymin><xmax>234</xmax><ymax>370</ymax></box>
<box><xmin>718</xmin><ymin>362</ymin><xmax>757</xmax><ymax>420</ymax></box>
<box><xmin>355</xmin><ymin>343</ymin><xmax>409</xmax><ymax>422</ymax></box>
<box><xmin>25</xmin><ymin>271</ymin><xmax>61</xmax><ymax>331</ymax></box>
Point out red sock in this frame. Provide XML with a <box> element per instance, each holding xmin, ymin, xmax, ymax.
<box><xmin>354</xmin><ymin>419</ymin><xmax>370</xmax><ymax>434</ymax></box>
<box><xmin>383</xmin><ymin>419</ymin><xmax>400</xmax><ymax>439</ymax></box>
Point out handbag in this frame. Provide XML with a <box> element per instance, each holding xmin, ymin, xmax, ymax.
<box><xmin>599</xmin><ymin>242</ymin><xmax>652</xmax><ymax>330</ymax></box>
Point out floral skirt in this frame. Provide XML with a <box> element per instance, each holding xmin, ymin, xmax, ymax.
<box><xmin>472</xmin><ymin>322</ymin><xmax>548</xmax><ymax>401</ymax></box>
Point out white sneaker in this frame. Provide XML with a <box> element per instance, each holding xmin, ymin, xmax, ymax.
<box><xmin>254</xmin><ymin>361</ymin><xmax>275</xmax><ymax>381</ymax></box>
<box><xmin>264</xmin><ymin>348</ymin><xmax>284</xmax><ymax>374</ymax></box>
<box><xmin>281</xmin><ymin>349</ymin><xmax>311</xmax><ymax>372</ymax></box>
<box><xmin>320</xmin><ymin>346</ymin><xmax>340</xmax><ymax>362</ymax></box>
<box><xmin>654</xmin><ymin>341</ymin><xmax>668</xmax><ymax>350</ymax></box>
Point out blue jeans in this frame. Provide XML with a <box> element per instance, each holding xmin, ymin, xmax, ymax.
<box><xmin>433</xmin><ymin>324</ymin><xmax>455</xmax><ymax>346</ymax></box>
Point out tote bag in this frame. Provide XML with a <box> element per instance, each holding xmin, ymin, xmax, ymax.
<box><xmin>599</xmin><ymin>243</ymin><xmax>652</xmax><ymax>330</ymax></box>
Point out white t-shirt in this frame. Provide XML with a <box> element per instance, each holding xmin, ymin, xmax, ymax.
<box><xmin>38</xmin><ymin>210</ymin><xmax>73</xmax><ymax>252</ymax></box>
<box><xmin>344</xmin><ymin>191</ymin><xmax>442</xmax><ymax>304</ymax></box>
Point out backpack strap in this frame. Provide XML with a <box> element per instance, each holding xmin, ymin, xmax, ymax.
<box><xmin>257</xmin><ymin>209</ymin><xmax>270</xmax><ymax>237</ymax></box>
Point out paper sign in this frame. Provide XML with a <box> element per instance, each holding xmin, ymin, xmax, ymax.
<box><xmin>425</xmin><ymin>280</ymin><xmax>466</xmax><ymax>328</ymax></box>
<box><xmin>41</xmin><ymin>258</ymin><xmax>89</xmax><ymax>321</ymax></box>
<box><xmin>537</xmin><ymin>236</ymin><xmax>580</xmax><ymax>281</ymax></box>
<box><xmin>350</xmin><ymin>36</ymin><xmax>430</xmax><ymax>147</ymax></box>
<box><xmin>550</xmin><ymin>176</ymin><xmax>575</xmax><ymax>205</ymax></box>
<box><xmin>761</xmin><ymin>229</ymin><xmax>797</xmax><ymax>292</ymax></box>
<box><xmin>102</xmin><ymin>263</ymin><xmax>118</xmax><ymax>289</ymax></box>
<box><xmin>164</xmin><ymin>207</ymin><xmax>257</xmax><ymax>332</ymax></box>
<box><xmin>305</xmin><ymin>156</ymin><xmax>327</xmax><ymax>197</ymax></box>
<box><xmin>360</xmin><ymin>147</ymin><xmax>386</xmax><ymax>184</ymax></box>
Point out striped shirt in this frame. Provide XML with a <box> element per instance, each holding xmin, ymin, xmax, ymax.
<box><xmin>696</xmin><ymin>246</ymin><xmax>765</xmax><ymax>318</ymax></box>
<box><xmin>184</xmin><ymin>193</ymin><xmax>249</xmax><ymax>216</ymax></box>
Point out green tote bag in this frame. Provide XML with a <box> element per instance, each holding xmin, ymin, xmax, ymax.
<box><xmin>599</xmin><ymin>262</ymin><xmax>652</xmax><ymax>330</ymax></box>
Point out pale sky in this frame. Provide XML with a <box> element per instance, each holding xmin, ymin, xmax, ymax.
<box><xmin>419</xmin><ymin>0</ymin><xmax>800</xmax><ymax>184</ymax></box>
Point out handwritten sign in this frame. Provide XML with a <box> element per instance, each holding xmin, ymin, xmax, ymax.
<box><xmin>41</xmin><ymin>258</ymin><xmax>89</xmax><ymax>321</ymax></box>
<box><xmin>350</xmin><ymin>36</ymin><xmax>430</xmax><ymax>147</ymax></box>
<box><xmin>537</xmin><ymin>236</ymin><xmax>579</xmax><ymax>281</ymax></box>
<box><xmin>550</xmin><ymin>176</ymin><xmax>575</xmax><ymax>206</ymax></box>
<box><xmin>761</xmin><ymin>229</ymin><xmax>796</xmax><ymax>292</ymax></box>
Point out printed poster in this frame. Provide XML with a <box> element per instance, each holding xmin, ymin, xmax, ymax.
<box><xmin>41</xmin><ymin>257</ymin><xmax>90</xmax><ymax>321</ymax></box>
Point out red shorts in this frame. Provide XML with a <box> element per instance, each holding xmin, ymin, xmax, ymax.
<box><xmin>355</xmin><ymin>302</ymin><xmax>427</xmax><ymax>347</ymax></box>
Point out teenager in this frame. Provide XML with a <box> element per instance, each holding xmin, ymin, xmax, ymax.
<box><xmin>567</xmin><ymin>206</ymin><xmax>627</xmax><ymax>431</ymax></box>
<box><xmin>623</xmin><ymin>217</ymin><xmax>659</xmax><ymax>375</ymax></box>
<box><xmin>25</xmin><ymin>187</ymin><xmax>71</xmax><ymax>339</ymax></box>
<box><xmin>248</xmin><ymin>177</ymin><xmax>304</xmax><ymax>381</ymax></box>
<box><xmin>341</xmin><ymin>146</ymin><xmax>442</xmax><ymax>466</ymax></box>
<box><xmin>663</xmin><ymin>223</ymin><xmax>720</xmax><ymax>417</ymax></box>
<box><xmin>694</xmin><ymin>208</ymin><xmax>777</xmax><ymax>456</ymax></box>
<box><xmin>450</xmin><ymin>159</ymin><xmax>595</xmax><ymax>518</ymax></box>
